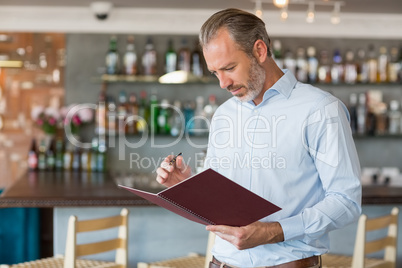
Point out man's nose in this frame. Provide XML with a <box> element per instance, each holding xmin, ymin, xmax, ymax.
<box><xmin>218</xmin><ymin>73</ymin><xmax>232</xmax><ymax>89</ymax></box>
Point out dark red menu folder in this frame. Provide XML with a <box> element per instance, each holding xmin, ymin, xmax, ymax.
<box><xmin>118</xmin><ymin>168</ymin><xmax>281</xmax><ymax>227</ymax></box>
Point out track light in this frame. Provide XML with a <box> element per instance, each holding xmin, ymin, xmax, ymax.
<box><xmin>306</xmin><ymin>2</ymin><xmax>315</xmax><ymax>23</ymax></box>
<box><xmin>331</xmin><ymin>2</ymin><xmax>341</xmax><ymax>24</ymax></box>
<box><xmin>255</xmin><ymin>0</ymin><xmax>263</xmax><ymax>18</ymax></box>
<box><xmin>273</xmin><ymin>0</ymin><xmax>289</xmax><ymax>8</ymax></box>
<box><xmin>280</xmin><ymin>4</ymin><xmax>288</xmax><ymax>21</ymax></box>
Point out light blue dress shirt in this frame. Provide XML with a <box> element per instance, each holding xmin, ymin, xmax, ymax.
<box><xmin>205</xmin><ymin>70</ymin><xmax>362</xmax><ymax>267</ymax></box>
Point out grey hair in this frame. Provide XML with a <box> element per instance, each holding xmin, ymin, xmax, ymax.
<box><xmin>199</xmin><ymin>8</ymin><xmax>272</xmax><ymax>58</ymax></box>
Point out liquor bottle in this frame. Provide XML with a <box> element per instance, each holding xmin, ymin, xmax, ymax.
<box><xmin>123</xmin><ymin>35</ymin><xmax>138</xmax><ymax>75</ymax></box>
<box><xmin>80</xmin><ymin>148</ymin><xmax>90</xmax><ymax>172</ymax></box>
<box><xmin>55</xmin><ymin>138</ymin><xmax>64</xmax><ymax>170</ymax></box>
<box><xmin>170</xmin><ymin>100</ymin><xmax>183</xmax><ymax>137</ymax></box>
<box><xmin>183</xmin><ymin>100</ymin><xmax>195</xmax><ymax>135</ymax></box>
<box><xmin>367</xmin><ymin>44</ymin><xmax>378</xmax><ymax>83</ymax></box>
<box><xmin>191</xmin><ymin>40</ymin><xmax>204</xmax><ymax>78</ymax></box>
<box><xmin>46</xmin><ymin>138</ymin><xmax>56</xmax><ymax>171</ymax></box>
<box><xmin>90</xmin><ymin>137</ymin><xmax>98</xmax><ymax>172</ymax></box>
<box><xmin>107</xmin><ymin>96</ymin><xmax>117</xmax><ymax>136</ymax></box>
<box><xmin>63</xmin><ymin>141</ymin><xmax>73</xmax><ymax>171</ymax></box>
<box><xmin>71</xmin><ymin>146</ymin><xmax>81</xmax><ymax>171</ymax></box>
<box><xmin>295</xmin><ymin>47</ymin><xmax>308</xmax><ymax>83</ymax></box>
<box><xmin>137</xmin><ymin>90</ymin><xmax>149</xmax><ymax>134</ymax></box>
<box><xmin>28</xmin><ymin>138</ymin><xmax>38</xmax><ymax>171</ymax></box>
<box><xmin>204</xmin><ymin>94</ymin><xmax>218</xmax><ymax>125</ymax></box>
<box><xmin>193</xmin><ymin>96</ymin><xmax>207</xmax><ymax>136</ymax></box>
<box><xmin>283</xmin><ymin>49</ymin><xmax>296</xmax><ymax>75</ymax></box>
<box><xmin>165</xmin><ymin>39</ymin><xmax>177</xmax><ymax>74</ymax></box>
<box><xmin>388</xmin><ymin>47</ymin><xmax>400</xmax><ymax>83</ymax></box>
<box><xmin>127</xmin><ymin>92</ymin><xmax>139</xmax><ymax>135</ymax></box>
<box><xmin>177</xmin><ymin>38</ymin><xmax>191</xmax><ymax>72</ymax></box>
<box><xmin>375</xmin><ymin>102</ymin><xmax>388</xmax><ymax>135</ymax></box>
<box><xmin>96</xmin><ymin>87</ymin><xmax>107</xmax><ymax>135</ymax></box>
<box><xmin>331</xmin><ymin>49</ymin><xmax>344</xmax><ymax>84</ymax></box>
<box><xmin>307</xmin><ymin>46</ymin><xmax>319</xmax><ymax>84</ymax></box>
<box><xmin>318</xmin><ymin>50</ymin><xmax>331</xmax><ymax>84</ymax></box>
<box><xmin>272</xmin><ymin>40</ymin><xmax>283</xmax><ymax>69</ymax></box>
<box><xmin>157</xmin><ymin>99</ymin><xmax>171</xmax><ymax>135</ymax></box>
<box><xmin>105</xmin><ymin>35</ymin><xmax>120</xmax><ymax>75</ymax></box>
<box><xmin>356</xmin><ymin>48</ymin><xmax>369</xmax><ymax>83</ymax></box>
<box><xmin>149</xmin><ymin>91</ymin><xmax>159</xmax><ymax>134</ymax></box>
<box><xmin>377</xmin><ymin>46</ymin><xmax>388</xmax><ymax>83</ymax></box>
<box><xmin>117</xmin><ymin>90</ymin><xmax>128</xmax><ymax>135</ymax></box>
<box><xmin>349</xmin><ymin>93</ymin><xmax>358</xmax><ymax>134</ymax></box>
<box><xmin>142</xmin><ymin>37</ymin><xmax>158</xmax><ymax>76</ymax></box>
<box><xmin>97</xmin><ymin>137</ymin><xmax>107</xmax><ymax>173</ymax></box>
<box><xmin>344</xmin><ymin>50</ymin><xmax>357</xmax><ymax>84</ymax></box>
<box><xmin>356</xmin><ymin>93</ymin><xmax>367</xmax><ymax>135</ymax></box>
<box><xmin>388</xmin><ymin>100</ymin><xmax>401</xmax><ymax>135</ymax></box>
<box><xmin>37</xmin><ymin>139</ymin><xmax>47</xmax><ymax>170</ymax></box>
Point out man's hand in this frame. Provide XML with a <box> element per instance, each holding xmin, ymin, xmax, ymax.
<box><xmin>206</xmin><ymin>221</ymin><xmax>284</xmax><ymax>250</ymax></box>
<box><xmin>156</xmin><ymin>154</ymin><xmax>192</xmax><ymax>187</ymax></box>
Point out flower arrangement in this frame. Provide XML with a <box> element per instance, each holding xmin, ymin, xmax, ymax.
<box><xmin>31</xmin><ymin>104</ymin><xmax>94</xmax><ymax>135</ymax></box>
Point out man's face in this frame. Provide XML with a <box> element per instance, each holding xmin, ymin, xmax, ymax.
<box><xmin>203</xmin><ymin>29</ymin><xmax>266</xmax><ymax>103</ymax></box>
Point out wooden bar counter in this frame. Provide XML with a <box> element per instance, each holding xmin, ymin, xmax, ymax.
<box><xmin>0</xmin><ymin>171</ymin><xmax>158</xmax><ymax>207</ymax></box>
<box><xmin>1</xmin><ymin>171</ymin><xmax>402</xmax><ymax>207</ymax></box>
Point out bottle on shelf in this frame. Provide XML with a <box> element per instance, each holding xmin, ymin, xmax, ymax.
<box><xmin>193</xmin><ymin>96</ymin><xmax>207</xmax><ymax>136</ymax></box>
<box><xmin>149</xmin><ymin>91</ymin><xmax>159</xmax><ymax>134</ymax></box>
<box><xmin>330</xmin><ymin>49</ymin><xmax>344</xmax><ymax>84</ymax></box>
<box><xmin>137</xmin><ymin>90</ymin><xmax>149</xmax><ymax>134</ymax></box>
<box><xmin>306</xmin><ymin>46</ymin><xmax>318</xmax><ymax>84</ymax></box>
<box><xmin>157</xmin><ymin>99</ymin><xmax>171</xmax><ymax>135</ymax></box>
<box><xmin>96</xmin><ymin>87</ymin><xmax>107</xmax><ymax>136</ymax></box>
<box><xmin>318</xmin><ymin>50</ymin><xmax>331</xmax><ymax>84</ymax></box>
<box><xmin>107</xmin><ymin>96</ymin><xmax>117</xmax><ymax>136</ymax></box>
<box><xmin>356</xmin><ymin>93</ymin><xmax>367</xmax><ymax>135</ymax></box>
<box><xmin>142</xmin><ymin>37</ymin><xmax>158</xmax><ymax>76</ymax></box>
<box><xmin>37</xmin><ymin>139</ymin><xmax>47</xmax><ymax>171</ymax></box>
<box><xmin>170</xmin><ymin>100</ymin><xmax>183</xmax><ymax>137</ymax></box>
<box><xmin>123</xmin><ymin>35</ymin><xmax>138</xmax><ymax>75</ymax></box>
<box><xmin>204</xmin><ymin>94</ymin><xmax>218</xmax><ymax>125</ymax></box>
<box><xmin>367</xmin><ymin>44</ymin><xmax>378</xmax><ymax>84</ymax></box>
<box><xmin>80</xmin><ymin>147</ymin><xmax>91</xmax><ymax>172</ymax></box>
<box><xmin>127</xmin><ymin>92</ymin><xmax>139</xmax><ymax>135</ymax></box>
<box><xmin>388</xmin><ymin>47</ymin><xmax>400</xmax><ymax>83</ymax></box>
<box><xmin>90</xmin><ymin>137</ymin><xmax>98</xmax><ymax>172</ymax></box>
<box><xmin>28</xmin><ymin>138</ymin><xmax>38</xmax><ymax>171</ymax></box>
<box><xmin>295</xmin><ymin>47</ymin><xmax>308</xmax><ymax>83</ymax></box>
<box><xmin>344</xmin><ymin>50</ymin><xmax>358</xmax><ymax>84</ymax></box>
<box><xmin>377</xmin><ymin>46</ymin><xmax>388</xmax><ymax>83</ymax></box>
<box><xmin>165</xmin><ymin>39</ymin><xmax>177</xmax><ymax>74</ymax></box>
<box><xmin>272</xmin><ymin>40</ymin><xmax>283</xmax><ymax>69</ymax></box>
<box><xmin>388</xmin><ymin>100</ymin><xmax>401</xmax><ymax>135</ymax></box>
<box><xmin>105</xmin><ymin>35</ymin><xmax>120</xmax><ymax>75</ymax></box>
<box><xmin>348</xmin><ymin>93</ymin><xmax>358</xmax><ymax>134</ymax></box>
<box><xmin>55</xmin><ymin>138</ymin><xmax>64</xmax><ymax>170</ymax></box>
<box><xmin>63</xmin><ymin>141</ymin><xmax>73</xmax><ymax>171</ymax></box>
<box><xmin>117</xmin><ymin>90</ymin><xmax>129</xmax><ymax>135</ymax></box>
<box><xmin>71</xmin><ymin>146</ymin><xmax>81</xmax><ymax>171</ymax></box>
<box><xmin>375</xmin><ymin>102</ymin><xmax>388</xmax><ymax>135</ymax></box>
<box><xmin>191</xmin><ymin>40</ymin><xmax>204</xmax><ymax>78</ymax></box>
<box><xmin>356</xmin><ymin>48</ymin><xmax>369</xmax><ymax>83</ymax></box>
<box><xmin>97</xmin><ymin>137</ymin><xmax>107</xmax><ymax>172</ymax></box>
<box><xmin>183</xmin><ymin>100</ymin><xmax>195</xmax><ymax>135</ymax></box>
<box><xmin>177</xmin><ymin>38</ymin><xmax>191</xmax><ymax>72</ymax></box>
<box><xmin>46</xmin><ymin>138</ymin><xmax>56</xmax><ymax>171</ymax></box>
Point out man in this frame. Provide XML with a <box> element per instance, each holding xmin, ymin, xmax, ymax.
<box><xmin>156</xmin><ymin>8</ymin><xmax>361</xmax><ymax>268</ymax></box>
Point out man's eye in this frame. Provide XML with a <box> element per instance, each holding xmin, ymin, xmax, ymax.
<box><xmin>226</xmin><ymin>67</ymin><xmax>234</xmax><ymax>71</ymax></box>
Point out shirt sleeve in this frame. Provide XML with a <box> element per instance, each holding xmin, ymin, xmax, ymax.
<box><xmin>278</xmin><ymin>96</ymin><xmax>362</xmax><ymax>243</ymax></box>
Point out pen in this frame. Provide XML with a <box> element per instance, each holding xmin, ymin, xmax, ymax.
<box><xmin>169</xmin><ymin>152</ymin><xmax>182</xmax><ymax>166</ymax></box>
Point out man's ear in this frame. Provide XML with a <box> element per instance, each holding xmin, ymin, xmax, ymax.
<box><xmin>253</xmin><ymin>40</ymin><xmax>268</xmax><ymax>63</ymax></box>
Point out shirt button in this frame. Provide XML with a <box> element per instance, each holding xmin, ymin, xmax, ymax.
<box><xmin>253</xmin><ymin>109</ymin><xmax>258</xmax><ymax>114</ymax></box>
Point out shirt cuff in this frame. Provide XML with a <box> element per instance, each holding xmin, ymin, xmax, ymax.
<box><xmin>278</xmin><ymin>214</ymin><xmax>305</xmax><ymax>241</ymax></box>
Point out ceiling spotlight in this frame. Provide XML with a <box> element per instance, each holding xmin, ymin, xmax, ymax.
<box><xmin>306</xmin><ymin>2</ymin><xmax>315</xmax><ymax>23</ymax></box>
<box><xmin>255</xmin><ymin>0</ymin><xmax>263</xmax><ymax>18</ymax></box>
<box><xmin>331</xmin><ymin>2</ymin><xmax>341</xmax><ymax>24</ymax></box>
<box><xmin>273</xmin><ymin>0</ymin><xmax>289</xmax><ymax>8</ymax></box>
<box><xmin>280</xmin><ymin>5</ymin><xmax>288</xmax><ymax>21</ymax></box>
